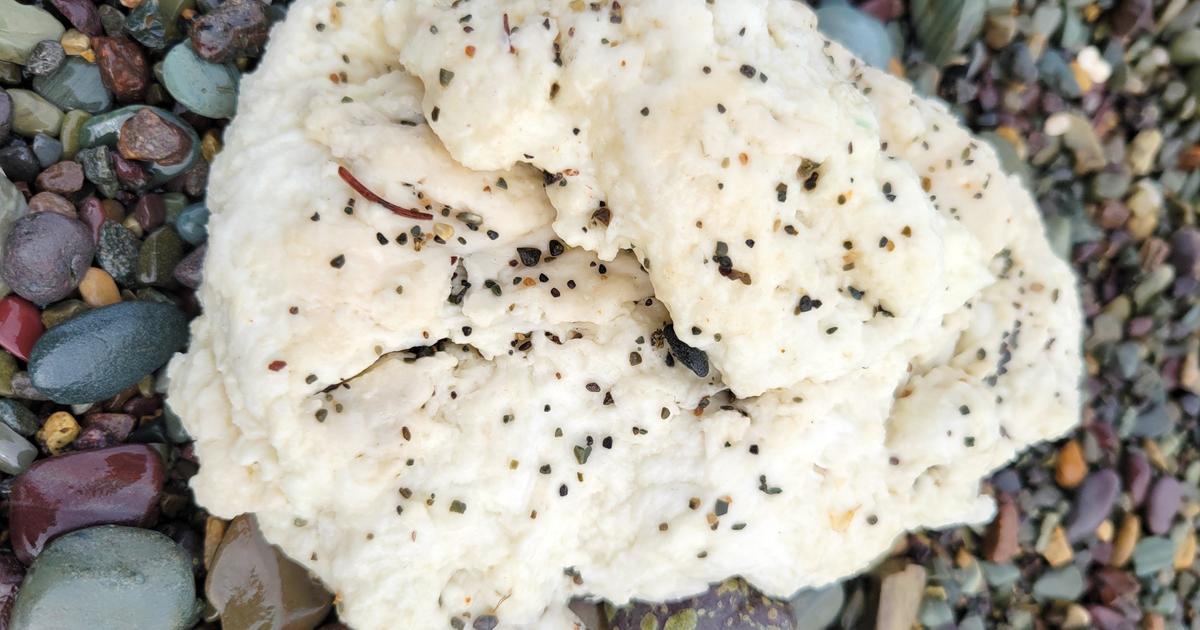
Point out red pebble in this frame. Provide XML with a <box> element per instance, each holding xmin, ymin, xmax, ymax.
<box><xmin>0</xmin><ymin>295</ymin><xmax>45</xmax><ymax>361</ymax></box>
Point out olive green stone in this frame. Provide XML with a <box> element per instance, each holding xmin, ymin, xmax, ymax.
<box><xmin>0</xmin><ymin>398</ymin><xmax>40</xmax><ymax>436</ymax></box>
<box><xmin>0</xmin><ymin>351</ymin><xmax>16</xmax><ymax>397</ymax></box>
<box><xmin>76</xmin><ymin>145</ymin><xmax>119</xmax><ymax>198</ymax></box>
<box><xmin>0</xmin><ymin>61</ymin><xmax>20</xmax><ymax>85</ymax></box>
<box><xmin>161</xmin><ymin>192</ymin><xmax>188</xmax><ymax>222</ymax></box>
<box><xmin>137</xmin><ymin>226</ymin><xmax>183</xmax><ymax>287</ymax></box>
<box><xmin>9</xmin><ymin>526</ymin><xmax>199</xmax><ymax>630</ymax></box>
<box><xmin>0</xmin><ymin>0</ymin><xmax>66</xmax><ymax>65</ymax></box>
<box><xmin>162</xmin><ymin>42</ymin><xmax>238</xmax><ymax>119</ymax></box>
<box><xmin>31</xmin><ymin>57</ymin><xmax>113</xmax><ymax>115</ymax></box>
<box><xmin>60</xmin><ymin>110</ymin><xmax>91</xmax><ymax>159</ymax></box>
<box><xmin>40</xmin><ymin>299</ymin><xmax>89</xmax><ymax>329</ymax></box>
<box><xmin>158</xmin><ymin>0</ymin><xmax>196</xmax><ymax>40</ymax></box>
<box><xmin>1170</xmin><ymin>28</ymin><xmax>1200</xmax><ymax>66</ymax></box>
<box><xmin>7</xmin><ymin>89</ymin><xmax>64</xmax><ymax>137</ymax></box>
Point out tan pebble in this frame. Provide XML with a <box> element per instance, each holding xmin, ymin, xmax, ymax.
<box><xmin>201</xmin><ymin>130</ymin><xmax>222</xmax><ymax>163</ymax></box>
<box><xmin>1055</xmin><ymin>439</ymin><xmax>1088</xmax><ymax>488</ymax></box>
<box><xmin>1143</xmin><ymin>438</ymin><xmax>1170</xmax><ymax>472</ymax></box>
<box><xmin>60</xmin><ymin>30</ymin><xmax>92</xmax><ymax>56</ymax></box>
<box><xmin>1174</xmin><ymin>529</ymin><xmax>1196</xmax><ymax>570</ymax></box>
<box><xmin>1062</xmin><ymin>604</ymin><xmax>1091</xmax><ymax>629</ymax></box>
<box><xmin>433</xmin><ymin>223</ymin><xmax>454</xmax><ymax>241</ymax></box>
<box><xmin>1042</xmin><ymin>525</ymin><xmax>1073</xmax><ymax>568</ymax></box>
<box><xmin>79</xmin><ymin>267</ymin><xmax>120</xmax><ymax>307</ymax></box>
<box><xmin>203</xmin><ymin>516</ymin><xmax>227</xmax><ymax>570</ymax></box>
<box><xmin>1096</xmin><ymin>519</ymin><xmax>1114</xmax><ymax>542</ymax></box>
<box><xmin>1070</xmin><ymin>61</ymin><xmax>1094</xmax><ymax>93</ymax></box>
<box><xmin>36</xmin><ymin>411</ymin><xmax>80</xmax><ymax>454</ymax></box>
<box><xmin>1111</xmin><ymin>513</ymin><xmax>1140</xmax><ymax>568</ymax></box>
<box><xmin>121</xmin><ymin>214</ymin><xmax>144</xmax><ymax>238</ymax></box>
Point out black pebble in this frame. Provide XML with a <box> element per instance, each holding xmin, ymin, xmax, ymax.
<box><xmin>663</xmin><ymin>325</ymin><xmax>709</xmax><ymax>378</ymax></box>
<box><xmin>517</xmin><ymin>247</ymin><xmax>542</xmax><ymax>267</ymax></box>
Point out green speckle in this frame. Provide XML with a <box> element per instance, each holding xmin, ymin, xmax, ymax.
<box><xmin>664</xmin><ymin>610</ymin><xmax>697</xmax><ymax>630</ymax></box>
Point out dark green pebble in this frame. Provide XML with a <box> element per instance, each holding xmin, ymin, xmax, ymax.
<box><xmin>28</xmin><ymin>300</ymin><xmax>188</xmax><ymax>404</ymax></box>
<box><xmin>137</xmin><ymin>225</ymin><xmax>183</xmax><ymax>287</ymax></box>
<box><xmin>75</xmin><ymin>145</ymin><xmax>119</xmax><ymax>198</ymax></box>
<box><xmin>40</xmin><ymin>299</ymin><xmax>89</xmax><ymax>329</ymax></box>
<box><xmin>97</xmin><ymin>220</ymin><xmax>141</xmax><ymax>285</ymax></box>
<box><xmin>8</xmin><ymin>525</ymin><xmax>199</xmax><ymax>630</ymax></box>
<box><xmin>0</xmin><ymin>398</ymin><xmax>38</xmax><ymax>436</ymax></box>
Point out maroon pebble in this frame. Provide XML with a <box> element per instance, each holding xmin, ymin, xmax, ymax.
<box><xmin>48</xmin><ymin>0</ymin><xmax>102</xmax><ymax>36</ymax></box>
<box><xmin>1087</xmin><ymin>605</ymin><xmax>1133</xmax><ymax>630</ymax></box>
<box><xmin>131</xmin><ymin>193</ymin><xmax>165</xmax><ymax>231</ymax></box>
<box><xmin>112</xmin><ymin>151</ymin><xmax>151</xmax><ymax>191</ymax></box>
<box><xmin>26</xmin><ymin>191</ymin><xmax>76</xmax><ymax>217</ymax></box>
<box><xmin>34</xmin><ymin>161</ymin><xmax>85</xmax><ymax>195</ymax></box>
<box><xmin>8</xmin><ymin>444</ymin><xmax>165</xmax><ymax>564</ymax></box>
<box><xmin>93</xmin><ymin>36</ymin><xmax>149</xmax><ymax>103</ymax></box>
<box><xmin>77</xmin><ymin>196</ymin><xmax>107</xmax><ymax>243</ymax></box>
<box><xmin>72</xmin><ymin>413</ymin><xmax>136</xmax><ymax>450</ymax></box>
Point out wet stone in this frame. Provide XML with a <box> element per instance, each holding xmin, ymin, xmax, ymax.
<box><xmin>132</xmin><ymin>193</ymin><xmax>165</xmax><ymax>232</ymax></box>
<box><xmin>0</xmin><ymin>422</ymin><xmax>36</xmax><ymax>475</ymax></box>
<box><xmin>206</xmin><ymin>514</ymin><xmax>332</xmax><ymax>630</ymax></box>
<box><xmin>76</xmin><ymin>145</ymin><xmax>119</xmax><ymax>198</ymax></box>
<box><xmin>790</xmin><ymin>583</ymin><xmax>843</xmax><ymax>630</ymax></box>
<box><xmin>124</xmin><ymin>0</ymin><xmax>167</xmax><ymax>50</ymax></box>
<box><xmin>27</xmin><ymin>192</ymin><xmax>75</xmax><ymax>217</ymax></box>
<box><xmin>162</xmin><ymin>41</ymin><xmax>239</xmax><ymax>119</ymax></box>
<box><xmin>117</xmin><ymin>107</ymin><xmax>191</xmax><ymax>165</ymax></box>
<box><xmin>73</xmin><ymin>412</ymin><xmax>134</xmax><ymax>450</ymax></box>
<box><xmin>27</xmin><ymin>300</ymin><xmax>188</xmax><ymax>403</ymax></box>
<box><xmin>1065</xmin><ymin>469</ymin><xmax>1121</xmax><ymax>542</ymax></box>
<box><xmin>31</xmin><ymin>57</ymin><xmax>113</xmax><ymax>115</ymax></box>
<box><xmin>59</xmin><ymin>109</ymin><xmax>90</xmax><ymax>159</ymax></box>
<box><xmin>8</xmin><ymin>525</ymin><xmax>197</xmax><ymax>630</ymax></box>
<box><xmin>0</xmin><ymin>89</ymin><xmax>11</xmax><ymax>143</ymax></box>
<box><xmin>36</xmin><ymin>160</ymin><xmax>85</xmax><ymax>195</ymax></box>
<box><xmin>7</xmin><ymin>89</ymin><xmax>64</xmax><ymax>138</ymax></box>
<box><xmin>983</xmin><ymin>497</ymin><xmax>1020</xmax><ymax>562</ymax></box>
<box><xmin>24</xmin><ymin>41</ymin><xmax>66</xmax><ymax>78</ymax></box>
<box><xmin>0</xmin><ymin>0</ymin><xmax>66</xmax><ymax>65</ymax></box>
<box><xmin>39</xmin><ymin>299</ymin><xmax>87</xmax><ymax>329</ymax></box>
<box><xmin>174</xmin><ymin>202</ymin><xmax>207</xmax><ymax>244</ymax></box>
<box><xmin>910</xmin><ymin>0</ymin><xmax>984</xmax><ymax>66</ymax></box>
<box><xmin>815</xmin><ymin>3</ymin><xmax>892</xmax><ymax>69</ymax></box>
<box><xmin>189</xmin><ymin>0</ymin><xmax>271</xmax><ymax>63</ymax></box>
<box><xmin>94</xmin><ymin>36</ymin><xmax>149</xmax><ymax>103</ymax></box>
<box><xmin>0</xmin><ymin>295</ymin><xmax>44</xmax><ymax>361</ymax></box>
<box><xmin>0</xmin><ymin>399</ymin><xmax>39</xmax><ymax>436</ymax></box>
<box><xmin>98</xmin><ymin>4</ymin><xmax>125</xmax><ymax>37</ymax></box>
<box><xmin>1032</xmin><ymin>565</ymin><xmax>1085</xmax><ymax>602</ymax></box>
<box><xmin>1</xmin><ymin>212</ymin><xmax>95</xmax><ymax>306</ymax></box>
<box><xmin>1133</xmin><ymin>536</ymin><xmax>1176</xmax><ymax>576</ymax></box>
<box><xmin>111</xmin><ymin>151</ymin><xmax>151</xmax><ymax>191</ymax></box>
<box><xmin>9</xmin><ymin>444</ymin><xmax>164</xmax><ymax>563</ymax></box>
<box><xmin>97</xmin><ymin>220</ymin><xmax>140</xmax><ymax>284</ymax></box>
<box><xmin>0</xmin><ymin>144</ymin><xmax>39</xmax><ymax>183</ymax></box>
<box><xmin>31</xmin><ymin>133</ymin><xmax>63</xmax><ymax>168</ymax></box>
<box><xmin>137</xmin><ymin>225</ymin><xmax>183</xmax><ymax>287</ymax></box>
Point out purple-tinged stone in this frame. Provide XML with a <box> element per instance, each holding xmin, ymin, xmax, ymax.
<box><xmin>1122</xmin><ymin>450</ymin><xmax>1152</xmax><ymax>506</ymax></box>
<box><xmin>1064</xmin><ymin>469</ymin><xmax>1120</xmax><ymax>542</ymax></box>
<box><xmin>1143</xmin><ymin>476</ymin><xmax>1182</xmax><ymax>535</ymax></box>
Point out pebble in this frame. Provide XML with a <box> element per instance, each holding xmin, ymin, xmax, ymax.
<box><xmin>40</xmin><ymin>299</ymin><xmax>87</xmax><ymax>330</ymax></box>
<box><xmin>1055</xmin><ymin>439</ymin><xmax>1087</xmax><ymax>488</ymax></box>
<box><xmin>7</xmin><ymin>525</ymin><xmax>197</xmax><ymax>630</ymax></box>
<box><xmin>815</xmin><ymin>4</ymin><xmax>892</xmax><ymax>69</ymax></box>
<box><xmin>123</xmin><ymin>0</ymin><xmax>167</xmax><ymax>50</ymax></box>
<box><xmin>115</xmin><ymin>107</ymin><xmax>193</xmax><ymax>166</ymax></box>
<box><xmin>0</xmin><ymin>421</ymin><xmax>36</xmax><ymax>475</ymax></box>
<box><xmin>0</xmin><ymin>0</ymin><xmax>66</xmax><ymax>65</ymax></box>
<box><xmin>190</xmin><ymin>0</ymin><xmax>271</xmax><ymax>63</ymax></box>
<box><xmin>30</xmin><ymin>133</ymin><xmax>63</xmax><ymax>168</ymax></box>
<box><xmin>35</xmin><ymin>160</ymin><xmax>84</xmax><ymax>195</ymax></box>
<box><xmin>1127</xmin><ymin>128</ymin><xmax>1163</xmax><ymax>175</ymax></box>
<box><xmin>1076</xmin><ymin>46</ymin><xmax>1112</xmax><ymax>84</ymax></box>
<box><xmin>137</xmin><ymin>225</ymin><xmax>183</xmax><ymax>287</ymax></box>
<box><xmin>58</xmin><ymin>29</ymin><xmax>91</xmax><ymax>59</ymax></box>
<box><xmin>1</xmin><ymin>212</ymin><xmax>95</xmax><ymax>306</ymax></box>
<box><xmin>79</xmin><ymin>267</ymin><xmax>119</xmax><ymax>307</ymax></box>
<box><xmin>162</xmin><ymin>42</ymin><xmax>239</xmax><ymax>119</ymax></box>
<box><xmin>1169</xmin><ymin>28</ymin><xmax>1200</xmax><ymax>65</ymax></box>
<box><xmin>1144</xmin><ymin>476</ymin><xmax>1182</xmax><ymax>535</ymax></box>
<box><xmin>173</xmin><ymin>202</ymin><xmax>207</xmax><ymax>244</ymax></box>
<box><xmin>0</xmin><ymin>296</ymin><xmax>46</xmax><ymax>361</ymax></box>
<box><xmin>1111</xmin><ymin>0</ymin><xmax>1152</xmax><ymax>38</ymax></box>
<box><xmin>97</xmin><ymin>220</ymin><xmax>141</xmax><ymax>284</ymax></box>
<box><xmin>0</xmin><ymin>351</ymin><xmax>15</xmax><ymax>395</ymax></box>
<box><xmin>984</xmin><ymin>13</ymin><xmax>1017</xmax><ymax>50</ymax></box>
<box><xmin>28</xmin><ymin>300</ymin><xmax>188</xmax><ymax>404</ymax></box>
<box><xmin>876</xmin><ymin>563</ymin><xmax>925</xmax><ymax>630</ymax></box>
<box><xmin>0</xmin><ymin>144</ymin><xmax>40</xmax><ymax>183</ymax></box>
<box><xmin>910</xmin><ymin>0</ymin><xmax>984</xmax><ymax>66</ymax></box>
<box><xmin>790</xmin><ymin>583</ymin><xmax>843</xmax><ymax>630</ymax></box>
<box><xmin>206</xmin><ymin>514</ymin><xmax>333</xmax><ymax>630</ymax></box>
<box><xmin>35</xmin><ymin>409</ymin><xmax>79</xmax><ymax>454</ymax></box>
<box><xmin>7</xmin><ymin>89</ymin><xmax>64</xmax><ymax>138</ymax></box>
<box><xmin>31</xmin><ymin>57</ymin><xmax>113</xmax><ymax>114</ymax></box>
<box><xmin>0</xmin><ymin>399</ymin><xmax>40</xmax><ymax>436</ymax></box>
<box><xmin>173</xmin><ymin>242</ymin><xmax>204</xmax><ymax>289</ymax></box>
<box><xmin>73</xmin><ymin>412</ymin><xmax>135</xmax><ymax>450</ymax></box>
<box><xmin>1041</xmin><ymin>525</ymin><xmax>1074</xmax><ymax>568</ymax></box>
<box><xmin>1032</xmin><ymin>565</ymin><xmax>1085</xmax><ymax>602</ymax></box>
<box><xmin>24</xmin><ymin>41</ymin><xmax>66</xmax><ymax>77</ymax></box>
<box><xmin>663</xmin><ymin>324</ymin><xmax>709</xmax><ymax>377</ymax></box>
<box><xmin>9</xmin><ymin>443</ymin><xmax>164</xmax><ymax>563</ymax></box>
<box><xmin>1174</xmin><ymin>529</ymin><xmax>1197</xmax><ymax>570</ymax></box>
<box><xmin>1133</xmin><ymin>536</ymin><xmax>1177</xmax><ymax>576</ymax></box>
<box><xmin>983</xmin><ymin>497</ymin><xmax>1020</xmax><ymax>562</ymax></box>
<box><xmin>47</xmin><ymin>0</ymin><xmax>103</xmax><ymax>37</ymax></box>
<box><xmin>27</xmin><ymin>192</ymin><xmax>75</xmax><ymax>217</ymax></box>
<box><xmin>608</xmin><ymin>577</ymin><xmax>792</xmax><ymax>630</ymax></box>
<box><xmin>131</xmin><ymin>193</ymin><xmax>165</xmax><ymax>232</ymax></box>
<box><xmin>77</xmin><ymin>145</ymin><xmax>121</xmax><ymax>198</ymax></box>
<box><xmin>91</xmin><ymin>36</ymin><xmax>150</xmax><ymax>104</ymax></box>
<box><xmin>1065</xmin><ymin>469</ymin><xmax>1121</xmax><ymax>542</ymax></box>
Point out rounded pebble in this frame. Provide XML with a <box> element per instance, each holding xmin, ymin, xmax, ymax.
<box><xmin>1</xmin><ymin>212</ymin><xmax>95</xmax><ymax>306</ymax></box>
<box><xmin>161</xmin><ymin>42</ymin><xmax>238</xmax><ymax>119</ymax></box>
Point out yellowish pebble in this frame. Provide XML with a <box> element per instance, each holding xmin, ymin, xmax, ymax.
<box><xmin>1096</xmin><ymin>519</ymin><xmax>1114</xmax><ymax>543</ymax></box>
<box><xmin>1174</xmin><ymin>529</ymin><xmax>1197</xmax><ymax>570</ymax></box>
<box><xmin>1042</xmin><ymin>526</ymin><xmax>1073</xmax><ymax>568</ymax></box>
<box><xmin>201</xmin><ymin>130</ymin><xmax>222</xmax><ymax>163</ymax></box>
<box><xmin>203</xmin><ymin>516</ymin><xmax>227</xmax><ymax>570</ymax></box>
<box><xmin>1111</xmin><ymin>513</ymin><xmax>1140</xmax><ymax>567</ymax></box>
<box><xmin>433</xmin><ymin>223</ymin><xmax>455</xmax><ymax>241</ymax></box>
<box><xmin>121</xmin><ymin>215</ymin><xmax>144</xmax><ymax>238</ymax></box>
<box><xmin>1062</xmin><ymin>604</ymin><xmax>1091</xmax><ymax>629</ymax></box>
<box><xmin>37</xmin><ymin>411</ymin><xmax>80</xmax><ymax>455</ymax></box>
<box><xmin>79</xmin><ymin>267</ymin><xmax>120</xmax><ymax>307</ymax></box>
<box><xmin>60</xmin><ymin>29</ymin><xmax>92</xmax><ymax>57</ymax></box>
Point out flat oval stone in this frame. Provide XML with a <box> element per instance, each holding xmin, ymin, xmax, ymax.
<box><xmin>9</xmin><ymin>444</ymin><xmax>165</xmax><ymax>563</ymax></box>
<box><xmin>162</xmin><ymin>42</ymin><xmax>238</xmax><ymax>119</ymax></box>
<box><xmin>0</xmin><ymin>398</ymin><xmax>40</xmax><ymax>436</ymax></box>
<box><xmin>28</xmin><ymin>300</ymin><xmax>188</xmax><ymax>404</ymax></box>
<box><xmin>136</xmin><ymin>226</ymin><xmax>183</xmax><ymax>287</ymax></box>
<box><xmin>0</xmin><ymin>295</ymin><xmax>46</xmax><ymax>360</ymax></box>
<box><xmin>35</xmin><ymin>160</ymin><xmax>84</xmax><ymax>195</ymax></box>
<box><xmin>7</xmin><ymin>89</ymin><xmax>64</xmax><ymax>138</ymax></box>
<box><xmin>93</xmin><ymin>36</ymin><xmax>148</xmax><ymax>103</ymax></box>
<box><xmin>206</xmin><ymin>514</ymin><xmax>333</xmax><ymax>630</ymax></box>
<box><xmin>0</xmin><ymin>421</ymin><xmax>36</xmax><ymax>475</ymax></box>
<box><xmin>32</xmin><ymin>57</ymin><xmax>112</xmax><ymax>115</ymax></box>
<box><xmin>1</xmin><ymin>212</ymin><xmax>95</xmax><ymax>306</ymax></box>
<box><xmin>8</xmin><ymin>525</ymin><xmax>197</xmax><ymax>630</ymax></box>
<box><xmin>0</xmin><ymin>0</ymin><xmax>66</xmax><ymax>65</ymax></box>
<box><xmin>173</xmin><ymin>202</ymin><xmax>207</xmax><ymax>245</ymax></box>
<box><xmin>1065</xmin><ymin>469</ymin><xmax>1121</xmax><ymax>542</ymax></box>
<box><xmin>1123</xmin><ymin>449</ymin><xmax>1152</xmax><ymax>506</ymax></box>
<box><xmin>1144</xmin><ymin>476</ymin><xmax>1182</xmax><ymax>535</ymax></box>
<box><xmin>609</xmin><ymin>578</ymin><xmax>794</xmax><ymax>630</ymax></box>
<box><xmin>96</xmin><ymin>220</ymin><xmax>140</xmax><ymax>285</ymax></box>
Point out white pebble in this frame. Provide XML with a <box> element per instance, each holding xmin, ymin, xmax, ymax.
<box><xmin>1076</xmin><ymin>46</ymin><xmax>1112</xmax><ymax>84</ymax></box>
<box><xmin>1044</xmin><ymin>112</ymin><xmax>1072</xmax><ymax>136</ymax></box>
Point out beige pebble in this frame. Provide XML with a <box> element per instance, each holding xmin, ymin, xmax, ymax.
<box><xmin>1062</xmin><ymin>604</ymin><xmax>1091</xmax><ymax>629</ymax></box>
<box><xmin>60</xmin><ymin>29</ymin><xmax>92</xmax><ymax>56</ymax></box>
<box><xmin>1096</xmin><ymin>519</ymin><xmax>1114</xmax><ymax>543</ymax></box>
<box><xmin>1174</xmin><ymin>529</ymin><xmax>1196</xmax><ymax>570</ymax></box>
<box><xmin>1076</xmin><ymin>46</ymin><xmax>1112</xmax><ymax>83</ymax></box>
<box><xmin>1042</xmin><ymin>525</ymin><xmax>1073</xmax><ymax>567</ymax></box>
<box><xmin>36</xmin><ymin>411</ymin><xmax>80</xmax><ymax>455</ymax></box>
<box><xmin>433</xmin><ymin>223</ymin><xmax>455</xmax><ymax>241</ymax></box>
<box><xmin>1111</xmin><ymin>513</ymin><xmax>1140</xmax><ymax>568</ymax></box>
<box><xmin>79</xmin><ymin>267</ymin><xmax>121</xmax><ymax>307</ymax></box>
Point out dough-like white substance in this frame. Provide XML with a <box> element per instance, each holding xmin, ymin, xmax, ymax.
<box><xmin>167</xmin><ymin>1</ymin><xmax>1083</xmax><ymax>628</ymax></box>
